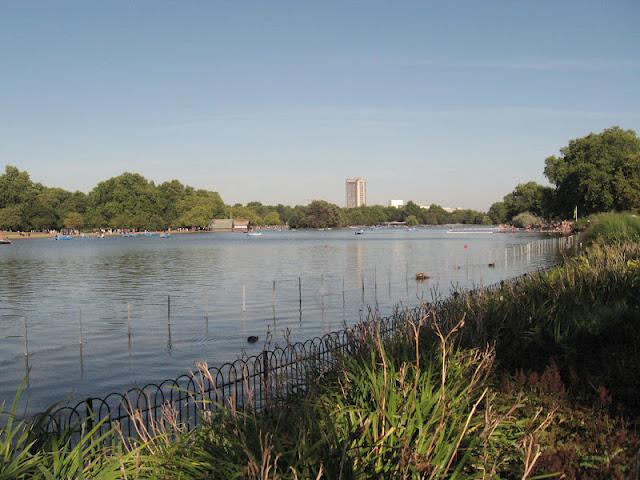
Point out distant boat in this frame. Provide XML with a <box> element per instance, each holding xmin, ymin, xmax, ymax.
<box><xmin>159</xmin><ymin>233</ymin><xmax>171</xmax><ymax>238</ymax></box>
<box><xmin>0</xmin><ymin>238</ymin><xmax>11</xmax><ymax>245</ymax></box>
<box><xmin>55</xmin><ymin>235</ymin><xmax>73</xmax><ymax>241</ymax></box>
<box><xmin>246</xmin><ymin>232</ymin><xmax>263</xmax><ymax>237</ymax></box>
<box><xmin>355</xmin><ymin>230</ymin><xmax>365</xmax><ymax>235</ymax></box>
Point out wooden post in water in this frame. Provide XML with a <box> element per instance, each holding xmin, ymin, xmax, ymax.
<box><xmin>242</xmin><ymin>285</ymin><xmax>246</xmax><ymax>312</ymax></box>
<box><xmin>374</xmin><ymin>267</ymin><xmax>377</xmax><ymax>303</ymax></box>
<box><xmin>127</xmin><ymin>302</ymin><xmax>132</xmax><ymax>340</ymax></box>
<box><xmin>272</xmin><ymin>280</ymin><xmax>276</xmax><ymax>323</ymax></box>
<box><xmin>342</xmin><ymin>275</ymin><xmax>345</xmax><ymax>306</ymax></box>
<box><xmin>78</xmin><ymin>308</ymin><xmax>83</xmax><ymax>345</ymax></box>
<box><xmin>298</xmin><ymin>277</ymin><xmax>302</xmax><ymax>312</ymax></box>
<box><xmin>361</xmin><ymin>271</ymin><xmax>365</xmax><ymax>304</ymax></box>
<box><xmin>167</xmin><ymin>295</ymin><xmax>171</xmax><ymax>325</ymax></box>
<box><xmin>205</xmin><ymin>295</ymin><xmax>209</xmax><ymax>336</ymax></box>
<box><xmin>23</xmin><ymin>316</ymin><xmax>29</xmax><ymax>358</ymax></box>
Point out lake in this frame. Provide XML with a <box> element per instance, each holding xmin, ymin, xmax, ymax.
<box><xmin>0</xmin><ymin>227</ymin><xmax>566</xmax><ymax>412</ymax></box>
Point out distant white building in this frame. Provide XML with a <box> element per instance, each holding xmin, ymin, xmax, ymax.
<box><xmin>443</xmin><ymin>207</ymin><xmax>463</xmax><ymax>213</ymax></box>
<box><xmin>389</xmin><ymin>199</ymin><xmax>404</xmax><ymax>208</ymax></box>
<box><xmin>346</xmin><ymin>178</ymin><xmax>367</xmax><ymax>208</ymax></box>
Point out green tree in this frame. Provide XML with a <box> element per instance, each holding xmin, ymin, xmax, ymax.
<box><xmin>544</xmin><ymin>126</ymin><xmax>640</xmax><ymax>216</ymax></box>
<box><xmin>157</xmin><ymin>180</ymin><xmax>188</xmax><ymax>226</ymax></box>
<box><xmin>88</xmin><ymin>172</ymin><xmax>162</xmax><ymax>229</ymax></box>
<box><xmin>502</xmin><ymin>182</ymin><xmax>553</xmax><ymax>220</ymax></box>
<box><xmin>63</xmin><ymin>212</ymin><xmax>85</xmax><ymax>230</ymax></box>
<box><xmin>488</xmin><ymin>202</ymin><xmax>508</xmax><ymax>224</ymax></box>
<box><xmin>176</xmin><ymin>190</ymin><xmax>226</xmax><ymax>228</ymax></box>
<box><xmin>306</xmin><ymin>200</ymin><xmax>343</xmax><ymax>229</ymax></box>
<box><xmin>0</xmin><ymin>166</ymin><xmax>39</xmax><ymax>208</ymax></box>
<box><xmin>405</xmin><ymin>215</ymin><xmax>419</xmax><ymax>226</ymax></box>
<box><xmin>263</xmin><ymin>211</ymin><xmax>282</xmax><ymax>225</ymax></box>
<box><xmin>511</xmin><ymin>212</ymin><xmax>544</xmax><ymax>228</ymax></box>
<box><xmin>0</xmin><ymin>205</ymin><xmax>24</xmax><ymax>230</ymax></box>
<box><xmin>286</xmin><ymin>207</ymin><xmax>308</xmax><ymax>229</ymax></box>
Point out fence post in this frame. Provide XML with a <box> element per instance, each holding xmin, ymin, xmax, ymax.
<box><xmin>262</xmin><ymin>352</ymin><xmax>270</xmax><ymax>411</ymax></box>
<box><xmin>86</xmin><ymin>397</ymin><xmax>94</xmax><ymax>432</ymax></box>
<box><xmin>242</xmin><ymin>285</ymin><xmax>246</xmax><ymax>312</ymax></box>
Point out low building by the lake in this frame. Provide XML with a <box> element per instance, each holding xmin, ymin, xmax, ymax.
<box><xmin>208</xmin><ymin>218</ymin><xmax>250</xmax><ymax>232</ymax></box>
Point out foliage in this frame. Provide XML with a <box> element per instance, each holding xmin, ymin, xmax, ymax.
<box><xmin>0</xmin><ymin>166</ymin><xmax>226</xmax><ymax>231</ymax></box>
<box><xmin>488</xmin><ymin>201</ymin><xmax>508</xmax><ymax>224</ymax></box>
<box><xmin>544</xmin><ymin>126</ymin><xmax>640</xmax><ymax>217</ymax></box>
<box><xmin>582</xmin><ymin>212</ymin><xmax>640</xmax><ymax>246</ymax></box>
<box><xmin>445</xmin><ymin>242</ymin><xmax>640</xmax><ymax>414</ymax></box>
<box><xmin>511</xmin><ymin>211</ymin><xmax>544</xmax><ymax>228</ymax></box>
<box><xmin>305</xmin><ymin>200</ymin><xmax>345</xmax><ymax>229</ymax></box>
<box><xmin>405</xmin><ymin>214</ymin><xmax>419</xmax><ymax>226</ymax></box>
<box><xmin>503</xmin><ymin>182</ymin><xmax>554</xmax><ymax>220</ymax></box>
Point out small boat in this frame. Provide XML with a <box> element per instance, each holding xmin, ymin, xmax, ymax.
<box><xmin>159</xmin><ymin>233</ymin><xmax>171</xmax><ymax>238</ymax></box>
<box><xmin>0</xmin><ymin>238</ymin><xmax>11</xmax><ymax>245</ymax></box>
<box><xmin>54</xmin><ymin>235</ymin><xmax>73</xmax><ymax>241</ymax></box>
<box><xmin>246</xmin><ymin>232</ymin><xmax>263</xmax><ymax>237</ymax></box>
<box><xmin>355</xmin><ymin>230</ymin><xmax>365</xmax><ymax>235</ymax></box>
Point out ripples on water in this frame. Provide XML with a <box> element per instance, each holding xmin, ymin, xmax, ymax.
<box><xmin>0</xmin><ymin>228</ymin><xmax>563</xmax><ymax>411</ymax></box>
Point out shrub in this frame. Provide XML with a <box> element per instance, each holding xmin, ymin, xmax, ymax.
<box><xmin>583</xmin><ymin>212</ymin><xmax>640</xmax><ymax>245</ymax></box>
<box><xmin>511</xmin><ymin>212</ymin><xmax>544</xmax><ymax>228</ymax></box>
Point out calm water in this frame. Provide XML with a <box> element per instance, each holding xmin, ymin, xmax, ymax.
<box><xmin>0</xmin><ymin>228</ymin><xmax>563</xmax><ymax>411</ymax></box>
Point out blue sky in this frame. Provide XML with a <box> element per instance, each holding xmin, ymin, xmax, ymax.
<box><xmin>1</xmin><ymin>1</ymin><xmax>639</xmax><ymax>210</ymax></box>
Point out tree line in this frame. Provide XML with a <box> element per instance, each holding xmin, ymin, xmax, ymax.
<box><xmin>488</xmin><ymin>126</ymin><xmax>640</xmax><ymax>226</ymax></box>
<box><xmin>0</xmin><ymin>166</ymin><xmax>490</xmax><ymax>231</ymax></box>
<box><xmin>1</xmin><ymin>126</ymin><xmax>638</xmax><ymax>231</ymax></box>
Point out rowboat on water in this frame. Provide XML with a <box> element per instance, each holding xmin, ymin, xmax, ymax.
<box><xmin>0</xmin><ymin>238</ymin><xmax>11</xmax><ymax>245</ymax></box>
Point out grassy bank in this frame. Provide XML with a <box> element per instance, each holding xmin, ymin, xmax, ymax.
<box><xmin>2</xmin><ymin>235</ymin><xmax>639</xmax><ymax>478</ymax></box>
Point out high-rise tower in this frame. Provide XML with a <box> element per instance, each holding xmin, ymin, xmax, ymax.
<box><xmin>346</xmin><ymin>178</ymin><xmax>367</xmax><ymax>208</ymax></box>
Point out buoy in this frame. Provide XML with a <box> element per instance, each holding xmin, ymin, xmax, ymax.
<box><xmin>415</xmin><ymin>272</ymin><xmax>430</xmax><ymax>281</ymax></box>
<box><xmin>488</xmin><ymin>262</ymin><xmax>495</xmax><ymax>268</ymax></box>
<box><xmin>247</xmin><ymin>336</ymin><xmax>259</xmax><ymax>343</ymax></box>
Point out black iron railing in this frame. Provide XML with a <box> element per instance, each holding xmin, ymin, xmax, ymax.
<box><xmin>39</xmin><ymin>306</ymin><xmax>416</xmax><ymax>444</ymax></box>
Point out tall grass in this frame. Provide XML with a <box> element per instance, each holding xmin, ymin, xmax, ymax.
<box><xmin>582</xmin><ymin>212</ymin><xmax>640</xmax><ymax>245</ymax></box>
<box><xmin>438</xmin><ymin>241</ymin><xmax>640</xmax><ymax>412</ymax></box>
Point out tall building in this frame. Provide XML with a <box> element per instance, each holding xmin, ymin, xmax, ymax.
<box><xmin>346</xmin><ymin>178</ymin><xmax>367</xmax><ymax>208</ymax></box>
<box><xmin>389</xmin><ymin>199</ymin><xmax>404</xmax><ymax>208</ymax></box>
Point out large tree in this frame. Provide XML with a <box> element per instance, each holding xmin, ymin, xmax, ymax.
<box><xmin>544</xmin><ymin>127</ymin><xmax>640</xmax><ymax>216</ymax></box>
<box><xmin>502</xmin><ymin>182</ymin><xmax>553</xmax><ymax>220</ymax></box>
<box><xmin>306</xmin><ymin>200</ymin><xmax>344</xmax><ymax>229</ymax></box>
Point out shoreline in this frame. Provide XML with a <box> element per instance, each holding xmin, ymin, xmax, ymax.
<box><xmin>2</xmin><ymin>223</ymin><xmax>575</xmax><ymax>241</ymax></box>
